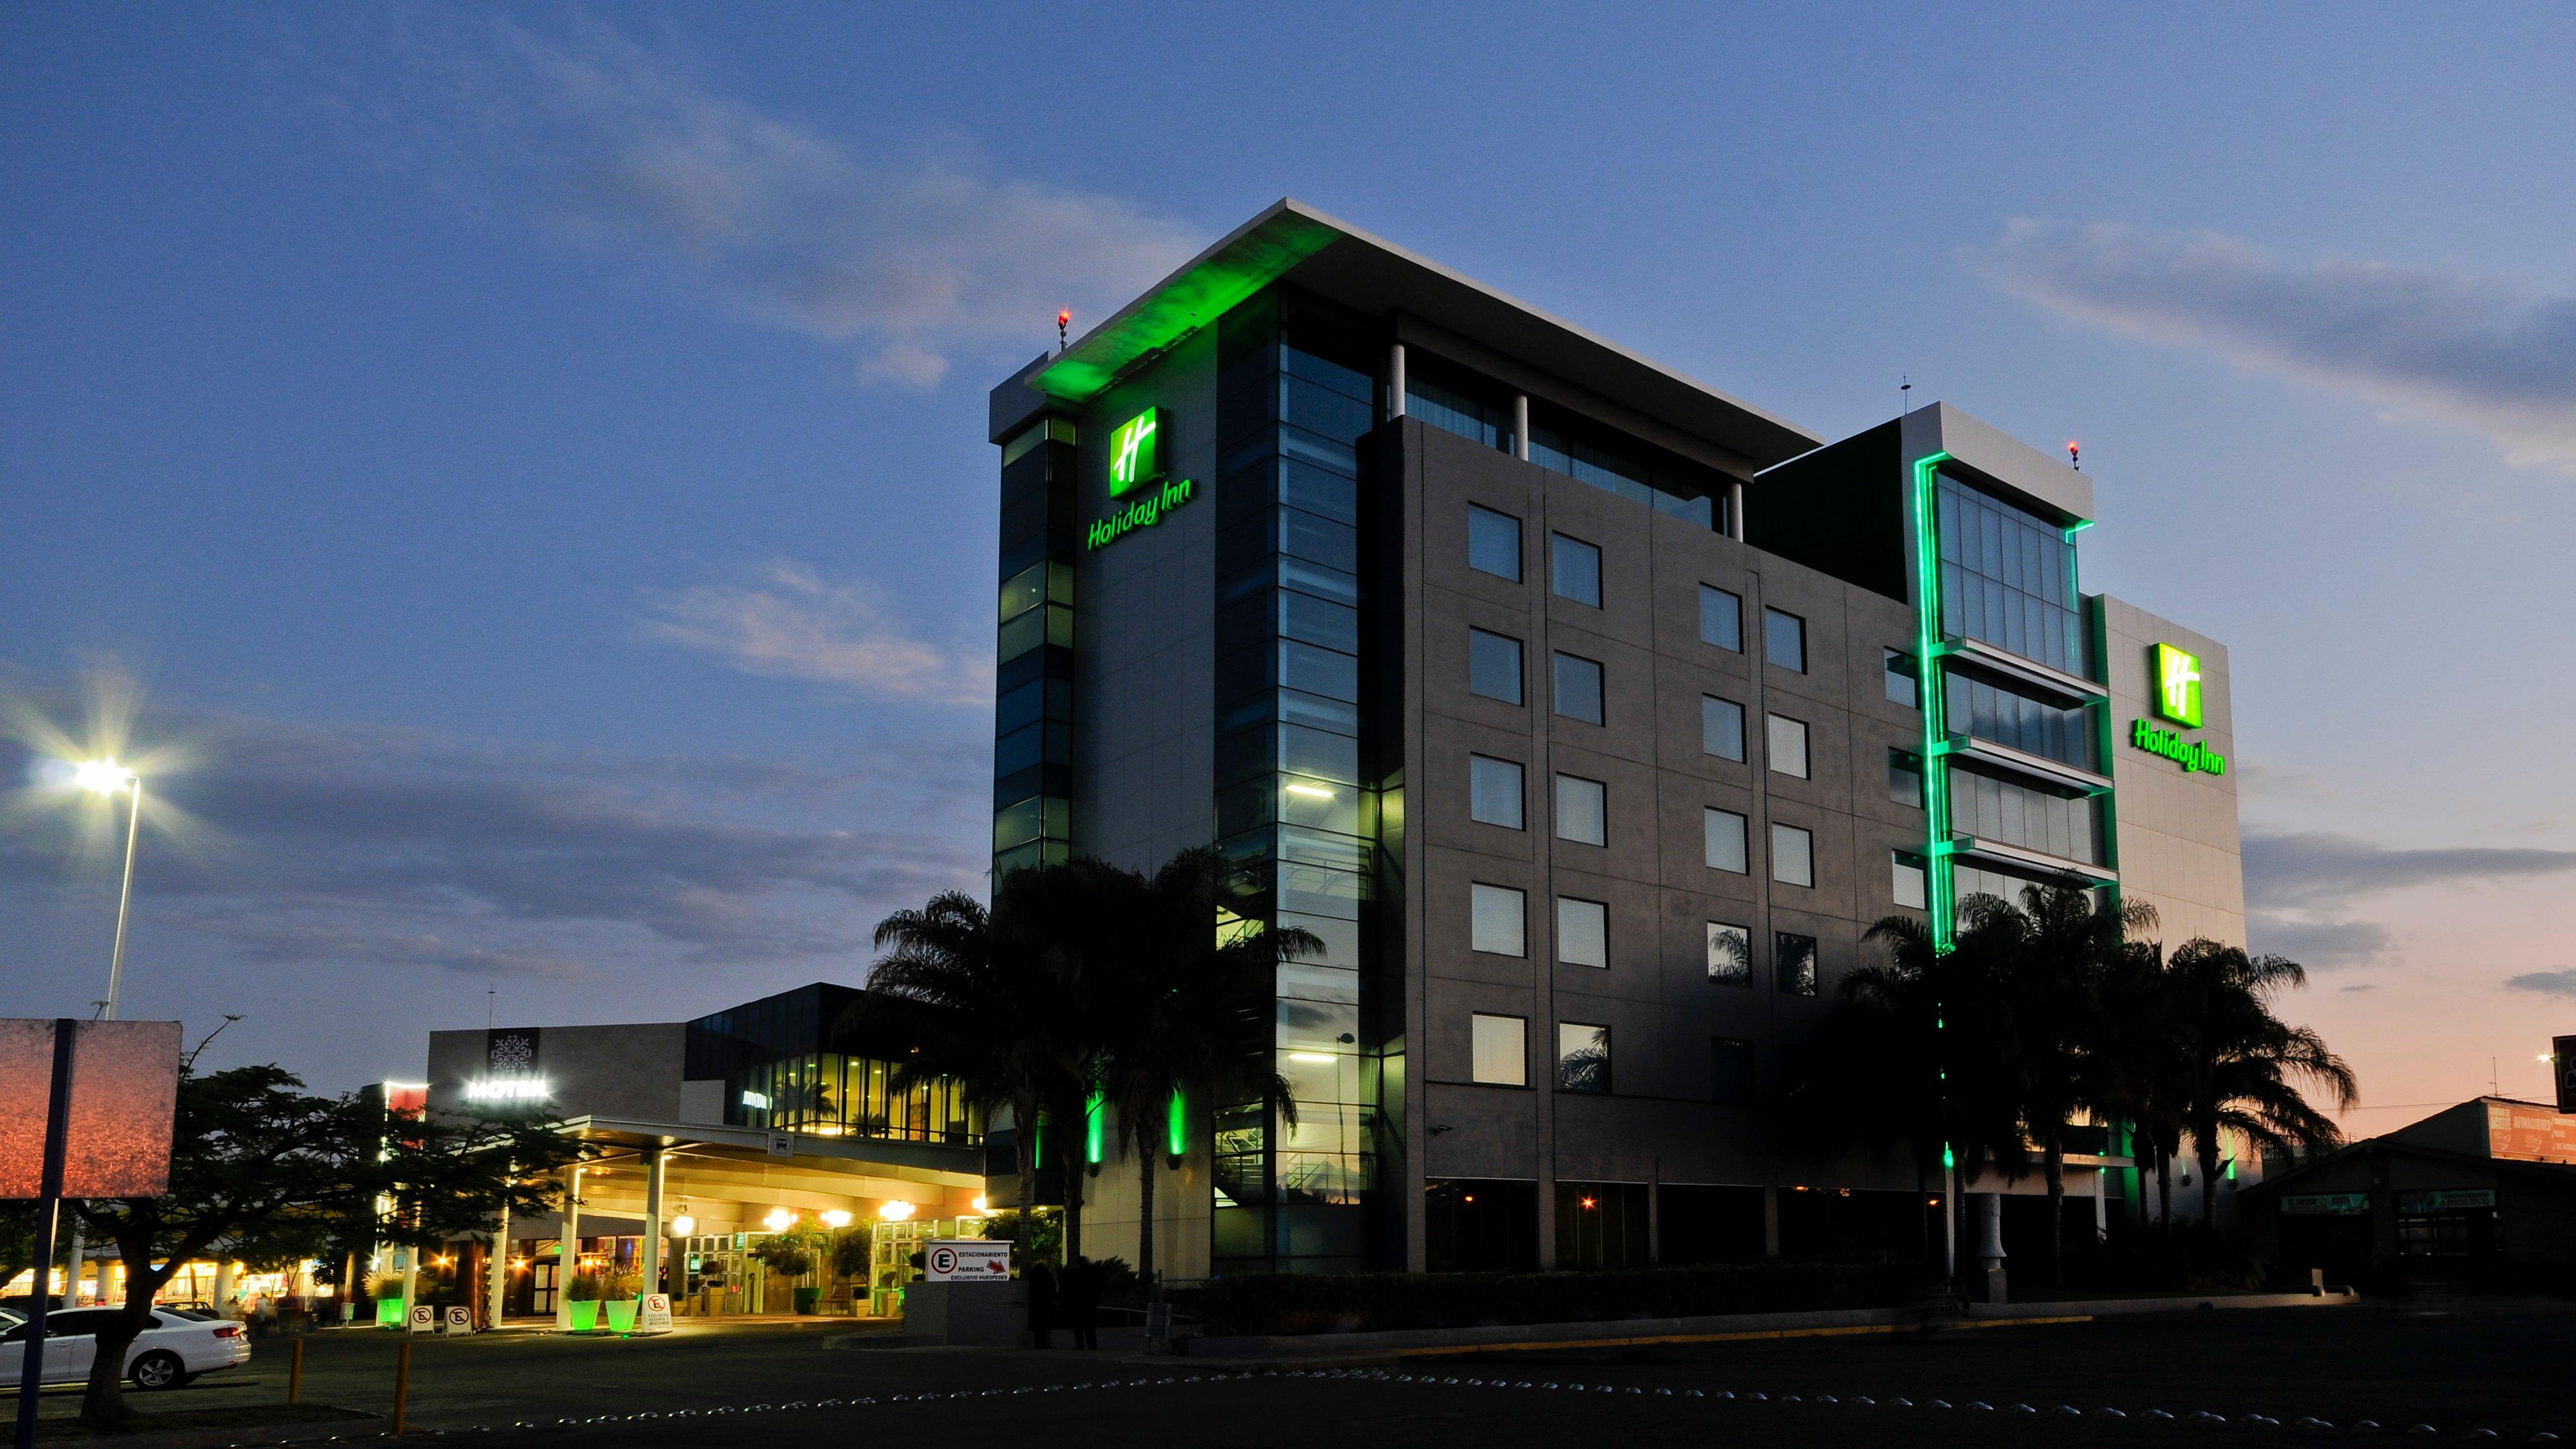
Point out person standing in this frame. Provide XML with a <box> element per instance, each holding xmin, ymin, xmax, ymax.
<box><xmin>1061</xmin><ymin>1256</ymin><xmax>1100</xmax><ymax>1351</ymax></box>
<box><xmin>1024</xmin><ymin>1260</ymin><xmax>1057</xmax><ymax>1350</ymax></box>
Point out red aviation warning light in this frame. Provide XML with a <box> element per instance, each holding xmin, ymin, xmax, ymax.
<box><xmin>2067</xmin><ymin>441</ymin><xmax>2081</xmax><ymax>470</ymax></box>
<box><xmin>1057</xmin><ymin>309</ymin><xmax>1072</xmax><ymax>352</ymax></box>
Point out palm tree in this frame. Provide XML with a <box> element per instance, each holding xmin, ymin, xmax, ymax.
<box><xmin>1992</xmin><ymin>885</ymin><xmax>2157</xmax><ymax>1285</ymax></box>
<box><xmin>2159</xmin><ymin>940</ymin><xmax>2357</xmax><ymax>1224</ymax></box>
<box><xmin>1095</xmin><ymin>847</ymin><xmax>1316</xmax><ymax>1301</ymax></box>
<box><xmin>1831</xmin><ymin>902</ymin><xmax>2039</xmax><ymax>1275</ymax></box>
<box><xmin>843</xmin><ymin>862</ymin><xmax>1114</xmax><ymax>1263</ymax></box>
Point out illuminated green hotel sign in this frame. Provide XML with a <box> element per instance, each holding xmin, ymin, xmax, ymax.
<box><xmin>1088</xmin><ymin>406</ymin><xmax>1198</xmax><ymax>550</ymax></box>
<box><xmin>2133</xmin><ymin>641</ymin><xmax>2224</xmax><ymax>773</ymax></box>
<box><xmin>2153</xmin><ymin>642</ymin><xmax>2203</xmax><ymax>727</ymax></box>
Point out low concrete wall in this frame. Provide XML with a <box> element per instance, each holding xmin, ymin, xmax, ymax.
<box><xmin>900</xmin><ymin>1281</ymin><xmax>1027</xmax><ymax>1346</ymax></box>
<box><xmin>1179</xmin><ymin>1289</ymin><xmax>2357</xmax><ymax>1361</ymax></box>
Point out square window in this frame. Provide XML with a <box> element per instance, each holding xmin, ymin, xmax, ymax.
<box><xmin>1704</xmin><ymin>808</ymin><xmax>1749</xmax><ymax>873</ymax></box>
<box><xmin>1775</xmin><ymin>931</ymin><xmax>1819</xmax><ymax>996</ymax></box>
<box><xmin>1470</xmin><ymin>883</ymin><xmax>1526</xmax><ymax>957</ymax></box>
<box><xmin>1771</xmin><ymin>822</ymin><xmax>1815</xmax><ymax>887</ymax></box>
<box><xmin>1470</xmin><ymin>1013</ymin><xmax>1527</xmax><ymax>1086</ymax></box>
<box><xmin>1766</xmin><ymin>714</ymin><xmax>1811</xmax><ymax>779</ymax></box>
<box><xmin>1883</xmin><ymin>647</ymin><xmax>1920</xmax><ymax>708</ymax></box>
<box><xmin>1765</xmin><ymin>607</ymin><xmax>1807</xmax><ymax>673</ymax></box>
<box><xmin>1888</xmin><ymin>748</ymin><xmax>1924</xmax><ymax>808</ymax></box>
<box><xmin>1469</xmin><ymin>755</ymin><xmax>1525</xmax><ymax>829</ymax></box>
<box><xmin>1557</xmin><ymin>898</ymin><xmax>1608</xmax><ymax>968</ymax></box>
<box><xmin>1552</xmin><ymin>653</ymin><xmax>1605</xmax><ymax>724</ymax></box>
<box><xmin>1699</xmin><ymin>585</ymin><xmax>1743</xmax><ymax>651</ymax></box>
<box><xmin>1556</xmin><ymin>1022</ymin><xmax>1611</xmax><ymax>1094</ymax></box>
<box><xmin>1892</xmin><ymin>851</ymin><xmax>1928</xmax><ymax>909</ymax></box>
<box><xmin>1706</xmin><ymin>922</ymin><xmax>1751</xmax><ymax>987</ymax></box>
<box><xmin>1468</xmin><ymin>505</ymin><xmax>1522</xmax><ymax>581</ymax></box>
<box><xmin>1468</xmin><ymin>629</ymin><xmax>1524</xmax><ymax>704</ymax></box>
<box><xmin>1702</xmin><ymin>696</ymin><xmax>1746</xmax><ymax>761</ymax></box>
<box><xmin>1711</xmin><ymin>1037</ymin><xmax>1755</xmax><ymax>1104</ymax></box>
<box><xmin>1554</xmin><ymin>774</ymin><xmax>1607</xmax><ymax>847</ymax></box>
<box><xmin>1551</xmin><ymin>533</ymin><xmax>1603</xmax><ymax>607</ymax></box>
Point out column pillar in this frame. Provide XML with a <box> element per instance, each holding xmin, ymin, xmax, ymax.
<box><xmin>486</xmin><ymin>1189</ymin><xmax>511</xmax><ymax>1327</ymax></box>
<box><xmin>639</xmin><ymin>1147</ymin><xmax>666</xmax><ymax>1303</ymax></box>
<box><xmin>1729</xmin><ymin>480</ymin><xmax>1746</xmax><ymax>541</ymax></box>
<box><xmin>555</xmin><ymin>1165</ymin><xmax>582</xmax><ymax>1332</ymax></box>
<box><xmin>1513</xmin><ymin>394</ymin><xmax>1530</xmax><ymax>460</ymax></box>
<box><xmin>212</xmin><ymin>1258</ymin><xmax>236</xmax><ymax>1319</ymax></box>
<box><xmin>1389</xmin><ymin>342</ymin><xmax>1407</xmax><ymax>417</ymax></box>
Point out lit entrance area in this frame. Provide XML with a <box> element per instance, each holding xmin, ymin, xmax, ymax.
<box><xmin>489</xmin><ymin>1116</ymin><xmax>988</xmax><ymax>1324</ymax></box>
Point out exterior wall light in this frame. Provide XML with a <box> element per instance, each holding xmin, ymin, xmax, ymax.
<box><xmin>668</xmin><ymin>1215</ymin><xmax>694</xmax><ymax>1238</ymax></box>
<box><xmin>878</xmin><ymin>1201</ymin><xmax>916</xmax><ymax>1222</ymax></box>
<box><xmin>821</xmin><ymin>1210</ymin><xmax>852</xmax><ymax>1228</ymax></box>
<box><xmin>971</xmin><ymin>1195</ymin><xmax>988</xmax><ymax>1213</ymax></box>
<box><xmin>762</xmin><ymin>1208</ymin><xmax>794</xmax><ymax>1232</ymax></box>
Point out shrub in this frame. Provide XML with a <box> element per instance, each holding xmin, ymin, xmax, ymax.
<box><xmin>1175</xmin><ymin>1259</ymin><xmax>1922</xmax><ymax>1337</ymax></box>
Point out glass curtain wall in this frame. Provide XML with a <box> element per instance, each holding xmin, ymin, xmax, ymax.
<box><xmin>733</xmin><ymin>1053</ymin><xmax>987</xmax><ymax>1144</ymax></box>
<box><xmin>1211</xmin><ymin>288</ymin><xmax>1384</xmax><ymax>1274</ymax></box>
<box><xmin>1934</xmin><ymin>470</ymin><xmax>2086</xmax><ymax>675</ymax></box>
<box><xmin>994</xmin><ymin>417</ymin><xmax>1080</xmax><ymax>874</ymax></box>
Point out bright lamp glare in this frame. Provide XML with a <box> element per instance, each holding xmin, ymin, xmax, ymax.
<box><xmin>821</xmin><ymin>1210</ymin><xmax>852</xmax><ymax>1228</ymax></box>
<box><xmin>877</xmin><ymin>1200</ymin><xmax>915</xmax><ymax>1222</ymax></box>
<box><xmin>72</xmin><ymin>759</ymin><xmax>136</xmax><ymax>794</ymax></box>
<box><xmin>762</xmin><ymin>1208</ymin><xmax>794</xmax><ymax>1232</ymax></box>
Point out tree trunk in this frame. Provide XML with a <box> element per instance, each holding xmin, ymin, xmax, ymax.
<box><xmin>1013</xmin><ymin>1093</ymin><xmax>1042</xmax><ymax>1264</ymax></box>
<box><xmin>2153</xmin><ymin>1147</ymin><xmax>2171</xmax><ymax>1232</ymax></box>
<box><xmin>78</xmin><ymin>1219</ymin><xmax>175</xmax><ymax>1428</ymax></box>
<box><xmin>2197</xmin><ymin>1140</ymin><xmax>2220</xmax><ymax>1228</ymax></box>
<box><xmin>1059</xmin><ymin>1117</ymin><xmax>1085</xmax><ymax>1263</ymax></box>
<box><xmin>1136</xmin><ymin>1135</ymin><xmax>1158</xmax><ymax>1300</ymax></box>
<box><xmin>2043</xmin><ymin>1135</ymin><xmax>2066</xmax><ymax>1287</ymax></box>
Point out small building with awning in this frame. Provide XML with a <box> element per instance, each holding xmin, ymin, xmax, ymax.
<box><xmin>2243</xmin><ymin>1096</ymin><xmax>2576</xmax><ymax>1288</ymax></box>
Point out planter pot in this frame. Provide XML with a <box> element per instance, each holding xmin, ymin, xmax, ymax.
<box><xmin>793</xmin><ymin>1287</ymin><xmax>820</xmax><ymax>1316</ymax></box>
<box><xmin>604</xmin><ymin>1299</ymin><xmax>638</xmax><ymax>1332</ymax></box>
<box><xmin>375</xmin><ymin>1299</ymin><xmax>407</xmax><ymax>1328</ymax></box>
<box><xmin>568</xmin><ymin>1299</ymin><xmax>600</xmax><ymax>1332</ymax></box>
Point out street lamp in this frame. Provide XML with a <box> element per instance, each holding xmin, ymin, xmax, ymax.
<box><xmin>73</xmin><ymin>759</ymin><xmax>143</xmax><ymax>1021</ymax></box>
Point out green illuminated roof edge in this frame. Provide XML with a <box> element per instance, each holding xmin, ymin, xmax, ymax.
<box><xmin>1034</xmin><ymin>200</ymin><xmax>1346</xmax><ymax>403</ymax></box>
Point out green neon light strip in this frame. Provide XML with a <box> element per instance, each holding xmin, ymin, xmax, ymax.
<box><xmin>1910</xmin><ymin>451</ymin><xmax>1958</xmax><ymax>951</ymax></box>
<box><xmin>1084</xmin><ymin>1089</ymin><xmax>1105</xmax><ymax>1165</ymax></box>
<box><xmin>1167</xmin><ymin>1089</ymin><xmax>1187</xmax><ymax>1159</ymax></box>
<box><xmin>1035</xmin><ymin>208</ymin><xmax>1345</xmax><ymax>402</ymax></box>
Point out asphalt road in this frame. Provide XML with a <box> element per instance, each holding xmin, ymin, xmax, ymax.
<box><xmin>18</xmin><ymin>1299</ymin><xmax>2572</xmax><ymax>1446</ymax></box>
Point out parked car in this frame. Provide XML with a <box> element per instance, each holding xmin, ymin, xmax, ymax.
<box><xmin>0</xmin><ymin>1306</ymin><xmax>252</xmax><ymax>1390</ymax></box>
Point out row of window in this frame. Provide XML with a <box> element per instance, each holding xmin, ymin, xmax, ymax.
<box><xmin>1464</xmin><ymin>1015</ymin><xmax>1759</xmax><ymax>1103</ymax></box>
<box><xmin>1464</xmin><ymin>504</ymin><xmax>1810</xmax><ymax>672</ymax></box>
<box><xmin>1463</xmin><ymin>873</ymin><xmax>1924</xmax><ymax>980</ymax></box>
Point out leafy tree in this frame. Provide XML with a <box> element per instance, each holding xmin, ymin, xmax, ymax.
<box><xmin>1094</xmin><ymin>847</ymin><xmax>1314</xmax><ymax>1299</ymax></box>
<box><xmin>2159</xmin><ymin>940</ymin><xmax>2357</xmax><ymax>1223</ymax></box>
<box><xmin>64</xmin><ymin>1066</ymin><xmax>575</xmax><ymax>1427</ymax></box>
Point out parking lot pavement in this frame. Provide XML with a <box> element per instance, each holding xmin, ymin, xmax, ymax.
<box><xmin>16</xmin><ymin>1299</ymin><xmax>2571</xmax><ymax>1446</ymax></box>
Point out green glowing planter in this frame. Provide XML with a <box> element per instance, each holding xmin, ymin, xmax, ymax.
<box><xmin>567</xmin><ymin>1299</ymin><xmax>600</xmax><ymax>1332</ymax></box>
<box><xmin>604</xmin><ymin>1299</ymin><xmax>637</xmax><ymax>1332</ymax></box>
<box><xmin>374</xmin><ymin>1298</ymin><xmax>406</xmax><ymax>1328</ymax></box>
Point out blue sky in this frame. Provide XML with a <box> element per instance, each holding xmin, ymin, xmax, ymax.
<box><xmin>6</xmin><ymin>3</ymin><xmax>2573</xmax><ymax>1111</ymax></box>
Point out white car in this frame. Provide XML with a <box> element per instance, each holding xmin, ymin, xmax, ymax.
<box><xmin>0</xmin><ymin>1306</ymin><xmax>253</xmax><ymax>1391</ymax></box>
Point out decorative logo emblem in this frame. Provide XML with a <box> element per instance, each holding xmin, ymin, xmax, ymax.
<box><xmin>1108</xmin><ymin>408</ymin><xmax>1161</xmax><ymax>496</ymax></box>
<box><xmin>489</xmin><ymin>1033</ymin><xmax>535</xmax><ymax>1073</ymax></box>
<box><xmin>2153</xmin><ymin>643</ymin><xmax>2203</xmax><ymax>729</ymax></box>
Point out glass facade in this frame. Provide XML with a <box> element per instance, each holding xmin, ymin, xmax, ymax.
<box><xmin>1945</xmin><ymin>669</ymin><xmax>2099</xmax><ymax>771</ymax></box>
<box><xmin>993</xmin><ymin>417</ymin><xmax>1079</xmax><ymax>875</ymax></box>
<box><xmin>1935</xmin><ymin>470</ymin><xmax>2086</xmax><ymax>676</ymax></box>
<box><xmin>686</xmin><ymin>983</ymin><xmax>985</xmax><ymax>1144</ymax></box>
<box><xmin>1211</xmin><ymin>289</ymin><xmax>1387</xmax><ymax>1274</ymax></box>
<box><xmin>1947</xmin><ymin>760</ymin><xmax>2103</xmax><ymax>865</ymax></box>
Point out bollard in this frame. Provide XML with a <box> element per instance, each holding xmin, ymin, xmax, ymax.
<box><xmin>288</xmin><ymin>1337</ymin><xmax>305</xmax><ymax>1405</ymax></box>
<box><xmin>392</xmin><ymin>1340</ymin><xmax>413</xmax><ymax>1436</ymax></box>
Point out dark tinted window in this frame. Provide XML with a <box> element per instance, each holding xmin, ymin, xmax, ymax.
<box><xmin>1552</xmin><ymin>653</ymin><xmax>1605</xmax><ymax>724</ymax></box>
<box><xmin>1467</xmin><ymin>505</ymin><xmax>1521</xmax><ymax>581</ymax></box>
<box><xmin>1551</xmin><ymin>534</ymin><xmax>1602</xmax><ymax>606</ymax></box>
<box><xmin>1764</xmin><ymin>608</ymin><xmax>1806</xmax><ymax>672</ymax></box>
<box><xmin>1775</xmin><ymin>932</ymin><xmax>1819</xmax><ymax>996</ymax></box>
<box><xmin>1468</xmin><ymin>629</ymin><xmax>1523</xmax><ymax>704</ymax></box>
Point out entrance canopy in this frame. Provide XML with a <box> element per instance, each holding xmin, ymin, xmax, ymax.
<box><xmin>551</xmin><ymin>1116</ymin><xmax>987</xmax><ymax>1230</ymax></box>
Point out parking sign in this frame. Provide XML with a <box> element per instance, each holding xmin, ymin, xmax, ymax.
<box><xmin>922</xmin><ymin>1240</ymin><xmax>1010</xmax><ymax>1281</ymax></box>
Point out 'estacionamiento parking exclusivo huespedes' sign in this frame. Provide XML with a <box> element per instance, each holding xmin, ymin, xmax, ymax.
<box><xmin>922</xmin><ymin>1240</ymin><xmax>1012</xmax><ymax>1281</ymax></box>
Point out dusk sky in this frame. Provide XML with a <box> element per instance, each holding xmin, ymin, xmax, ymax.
<box><xmin>6</xmin><ymin>3</ymin><xmax>2572</xmax><ymax>1120</ymax></box>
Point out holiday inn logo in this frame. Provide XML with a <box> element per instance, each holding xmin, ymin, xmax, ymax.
<box><xmin>1109</xmin><ymin>407</ymin><xmax>1161</xmax><ymax>496</ymax></box>
<box><xmin>2153</xmin><ymin>642</ymin><xmax>2203</xmax><ymax>728</ymax></box>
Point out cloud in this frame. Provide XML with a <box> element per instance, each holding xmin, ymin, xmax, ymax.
<box><xmin>2247</xmin><ymin>913</ymin><xmax>2393</xmax><ymax>970</ymax></box>
<box><xmin>1980</xmin><ymin>220</ymin><xmax>2576</xmax><ymax>472</ymax></box>
<box><xmin>0</xmin><ymin>677</ymin><xmax>987</xmax><ymax>979</ymax></box>
<box><xmin>340</xmin><ymin>15</ymin><xmax>1203</xmax><ymax>386</ymax></box>
<box><xmin>2243</xmin><ymin>830</ymin><xmax>2576</xmax><ymax>910</ymax></box>
<box><xmin>2504</xmin><ymin>969</ymin><xmax>2576</xmax><ymax>999</ymax></box>
<box><xmin>641</xmin><ymin>561</ymin><xmax>991</xmax><ymax>705</ymax></box>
